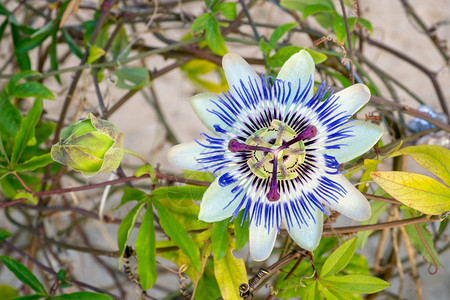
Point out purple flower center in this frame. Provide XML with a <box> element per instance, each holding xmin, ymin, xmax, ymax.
<box><xmin>228</xmin><ymin>125</ymin><xmax>318</xmax><ymax>201</ymax></box>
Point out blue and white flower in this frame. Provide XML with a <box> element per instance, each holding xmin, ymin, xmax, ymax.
<box><xmin>168</xmin><ymin>50</ymin><xmax>383</xmax><ymax>261</ymax></box>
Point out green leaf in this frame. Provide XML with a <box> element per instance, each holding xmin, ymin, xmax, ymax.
<box><xmin>117</xmin><ymin>200</ymin><xmax>146</xmax><ymax>267</ymax></box>
<box><xmin>214</xmin><ymin>2</ymin><xmax>236</xmax><ymax>20</ymax></box>
<box><xmin>113</xmin><ymin>67</ymin><xmax>150</xmax><ymax>90</ymax></box>
<box><xmin>9</xmin><ymin>295</ymin><xmax>44</xmax><ymax>300</ymax></box>
<box><xmin>16</xmin><ymin>20</ymin><xmax>56</xmax><ymax>53</ymax></box>
<box><xmin>268</xmin><ymin>46</ymin><xmax>327</xmax><ymax>68</ymax></box>
<box><xmin>194</xmin><ymin>261</ymin><xmax>221</xmax><ymax>299</ymax></box>
<box><xmin>153</xmin><ymin>198</ymin><xmax>202</xmax><ymax>271</ymax></box>
<box><xmin>62</xmin><ymin>28</ymin><xmax>83</xmax><ymax>59</ymax></box>
<box><xmin>0</xmin><ymin>284</ymin><xmax>19</xmax><ymax>300</ymax></box>
<box><xmin>14</xmin><ymin>192</ymin><xmax>38</xmax><ymax>205</ymax></box>
<box><xmin>7</xmin><ymin>70</ymin><xmax>42</xmax><ymax>94</ymax></box>
<box><xmin>358</xmin><ymin>159</ymin><xmax>381</xmax><ymax>193</ymax></box>
<box><xmin>317</xmin><ymin>281</ymin><xmax>350</xmax><ymax>300</ymax></box>
<box><xmin>344</xmin><ymin>254</ymin><xmax>370</xmax><ymax>275</ymax></box>
<box><xmin>332</xmin><ymin>14</ymin><xmax>356</xmax><ymax>42</ymax></box>
<box><xmin>115</xmin><ymin>187</ymin><xmax>148</xmax><ymax>210</ymax></box>
<box><xmin>332</xmin><ymin>14</ymin><xmax>346</xmax><ymax>42</ymax></box>
<box><xmin>234</xmin><ymin>210</ymin><xmax>249</xmax><ymax>251</ymax></box>
<box><xmin>50</xmin><ymin>31</ymin><xmax>61</xmax><ymax>84</ymax></box>
<box><xmin>357</xmin><ymin>200</ymin><xmax>387</xmax><ymax>249</ymax></box>
<box><xmin>11</xmin><ymin>98</ymin><xmax>43</xmax><ymax>167</ymax></box>
<box><xmin>111</xmin><ymin>27</ymin><xmax>129</xmax><ymax>60</ymax></box>
<box><xmin>152</xmin><ymin>185</ymin><xmax>207</xmax><ymax>202</ymax></box>
<box><xmin>404</xmin><ymin>210</ymin><xmax>442</xmax><ymax>267</ymax></box>
<box><xmin>192</xmin><ymin>13</ymin><xmax>211</xmax><ymax>34</ymax></box>
<box><xmin>13</xmin><ymin>82</ymin><xmax>55</xmax><ymax>100</ymax></box>
<box><xmin>0</xmin><ymin>95</ymin><xmax>22</xmax><ymax>137</ymax></box>
<box><xmin>135</xmin><ymin>204</ymin><xmax>157</xmax><ymax>290</ymax></box>
<box><xmin>135</xmin><ymin>164</ymin><xmax>156</xmax><ymax>181</ymax></box>
<box><xmin>321</xmin><ymin>275</ymin><xmax>390</xmax><ymax>294</ymax></box>
<box><xmin>87</xmin><ymin>45</ymin><xmax>105</xmax><ymax>64</ymax></box>
<box><xmin>0</xmin><ymin>255</ymin><xmax>46</xmax><ymax>294</ymax></box>
<box><xmin>10</xmin><ymin>22</ymin><xmax>31</xmax><ymax>70</ymax></box>
<box><xmin>358</xmin><ymin>18</ymin><xmax>373</xmax><ymax>34</ymax></box>
<box><xmin>0</xmin><ymin>229</ymin><xmax>11</xmax><ymax>242</ymax></box>
<box><xmin>392</xmin><ymin>145</ymin><xmax>450</xmax><ymax>186</ymax></box>
<box><xmin>320</xmin><ymin>238</ymin><xmax>356</xmax><ymax>277</ymax></box>
<box><xmin>152</xmin><ymin>186</ymin><xmax>209</xmax><ymax>231</ymax></box>
<box><xmin>280</xmin><ymin>0</ymin><xmax>334</xmax><ymax>11</ymax></box>
<box><xmin>183</xmin><ymin>170</ymin><xmax>215</xmax><ymax>182</ymax></box>
<box><xmin>0</xmin><ymin>19</ymin><xmax>9</xmax><ymax>48</ymax></box>
<box><xmin>51</xmin><ymin>292</ymin><xmax>114</xmax><ymax>299</ymax></box>
<box><xmin>212</xmin><ymin>218</ymin><xmax>230</xmax><ymax>260</ymax></box>
<box><xmin>205</xmin><ymin>15</ymin><xmax>227</xmax><ymax>55</ymax></box>
<box><xmin>214</xmin><ymin>234</ymin><xmax>247</xmax><ymax>300</ymax></box>
<box><xmin>371</xmin><ymin>171</ymin><xmax>450</xmax><ymax>215</ymax></box>
<box><xmin>302</xmin><ymin>4</ymin><xmax>333</xmax><ymax>19</ymax></box>
<box><xmin>268</xmin><ymin>22</ymin><xmax>298</xmax><ymax>49</ymax></box>
<box><xmin>15</xmin><ymin>153</ymin><xmax>53</xmax><ymax>172</ymax></box>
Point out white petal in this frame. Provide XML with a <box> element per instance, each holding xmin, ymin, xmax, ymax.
<box><xmin>321</xmin><ymin>174</ymin><xmax>371</xmax><ymax>221</ymax></box>
<box><xmin>333</xmin><ymin>84</ymin><xmax>371</xmax><ymax>116</ymax></box>
<box><xmin>276</xmin><ymin>50</ymin><xmax>315</xmax><ymax>106</ymax></box>
<box><xmin>190</xmin><ymin>93</ymin><xmax>236</xmax><ymax>135</ymax></box>
<box><xmin>323</xmin><ymin>120</ymin><xmax>383</xmax><ymax>163</ymax></box>
<box><xmin>199</xmin><ymin>176</ymin><xmax>244</xmax><ymax>222</ymax></box>
<box><xmin>222</xmin><ymin>53</ymin><xmax>260</xmax><ymax>105</ymax></box>
<box><xmin>167</xmin><ymin>140</ymin><xmax>206</xmax><ymax>172</ymax></box>
<box><xmin>285</xmin><ymin>208</ymin><xmax>323</xmax><ymax>251</ymax></box>
<box><xmin>249</xmin><ymin>220</ymin><xmax>277</xmax><ymax>261</ymax></box>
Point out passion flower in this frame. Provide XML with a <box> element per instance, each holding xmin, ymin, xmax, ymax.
<box><xmin>168</xmin><ymin>50</ymin><xmax>383</xmax><ymax>261</ymax></box>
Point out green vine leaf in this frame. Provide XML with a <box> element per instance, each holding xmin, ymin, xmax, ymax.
<box><xmin>153</xmin><ymin>198</ymin><xmax>202</xmax><ymax>271</ymax></box>
<box><xmin>320</xmin><ymin>274</ymin><xmax>390</xmax><ymax>294</ymax></box>
<box><xmin>0</xmin><ymin>255</ymin><xmax>46</xmax><ymax>295</ymax></box>
<box><xmin>320</xmin><ymin>237</ymin><xmax>356</xmax><ymax>277</ymax></box>
<box><xmin>117</xmin><ymin>200</ymin><xmax>146</xmax><ymax>267</ymax></box>
<box><xmin>135</xmin><ymin>203</ymin><xmax>157</xmax><ymax>290</ymax></box>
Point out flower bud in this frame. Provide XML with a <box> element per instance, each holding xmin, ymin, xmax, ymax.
<box><xmin>51</xmin><ymin>113</ymin><xmax>124</xmax><ymax>177</ymax></box>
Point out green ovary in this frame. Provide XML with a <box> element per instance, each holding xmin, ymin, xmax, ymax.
<box><xmin>246</xmin><ymin>120</ymin><xmax>306</xmax><ymax>180</ymax></box>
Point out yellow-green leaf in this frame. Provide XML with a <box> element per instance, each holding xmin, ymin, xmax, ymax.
<box><xmin>321</xmin><ymin>275</ymin><xmax>389</xmax><ymax>294</ymax></box>
<box><xmin>371</xmin><ymin>171</ymin><xmax>450</xmax><ymax>215</ymax></box>
<box><xmin>392</xmin><ymin>145</ymin><xmax>450</xmax><ymax>186</ymax></box>
<box><xmin>87</xmin><ymin>45</ymin><xmax>105</xmax><ymax>64</ymax></box>
<box><xmin>214</xmin><ymin>233</ymin><xmax>247</xmax><ymax>300</ymax></box>
<box><xmin>14</xmin><ymin>191</ymin><xmax>38</xmax><ymax>205</ymax></box>
<box><xmin>358</xmin><ymin>159</ymin><xmax>381</xmax><ymax>193</ymax></box>
<box><xmin>0</xmin><ymin>284</ymin><xmax>18</xmax><ymax>300</ymax></box>
<box><xmin>320</xmin><ymin>238</ymin><xmax>356</xmax><ymax>277</ymax></box>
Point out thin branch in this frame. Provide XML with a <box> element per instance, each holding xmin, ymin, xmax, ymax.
<box><xmin>362</xmin><ymin>35</ymin><xmax>449</xmax><ymax>118</ymax></box>
<box><xmin>338</xmin><ymin>0</ymin><xmax>354</xmax><ymax>84</ymax></box>
<box><xmin>322</xmin><ymin>215</ymin><xmax>436</xmax><ymax>236</ymax></box>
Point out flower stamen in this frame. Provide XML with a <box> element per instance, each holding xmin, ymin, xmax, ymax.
<box><xmin>279</xmin><ymin>125</ymin><xmax>317</xmax><ymax>150</ymax></box>
<box><xmin>267</xmin><ymin>154</ymin><xmax>281</xmax><ymax>201</ymax></box>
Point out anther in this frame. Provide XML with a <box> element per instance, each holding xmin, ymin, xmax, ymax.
<box><xmin>279</xmin><ymin>125</ymin><xmax>317</xmax><ymax>150</ymax></box>
<box><xmin>228</xmin><ymin>139</ymin><xmax>273</xmax><ymax>153</ymax></box>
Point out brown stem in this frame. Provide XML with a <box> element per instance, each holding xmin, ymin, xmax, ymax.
<box><xmin>338</xmin><ymin>0</ymin><xmax>354</xmax><ymax>84</ymax></box>
<box><xmin>322</xmin><ymin>215</ymin><xmax>432</xmax><ymax>236</ymax></box>
<box><xmin>362</xmin><ymin>35</ymin><xmax>449</xmax><ymax>118</ymax></box>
